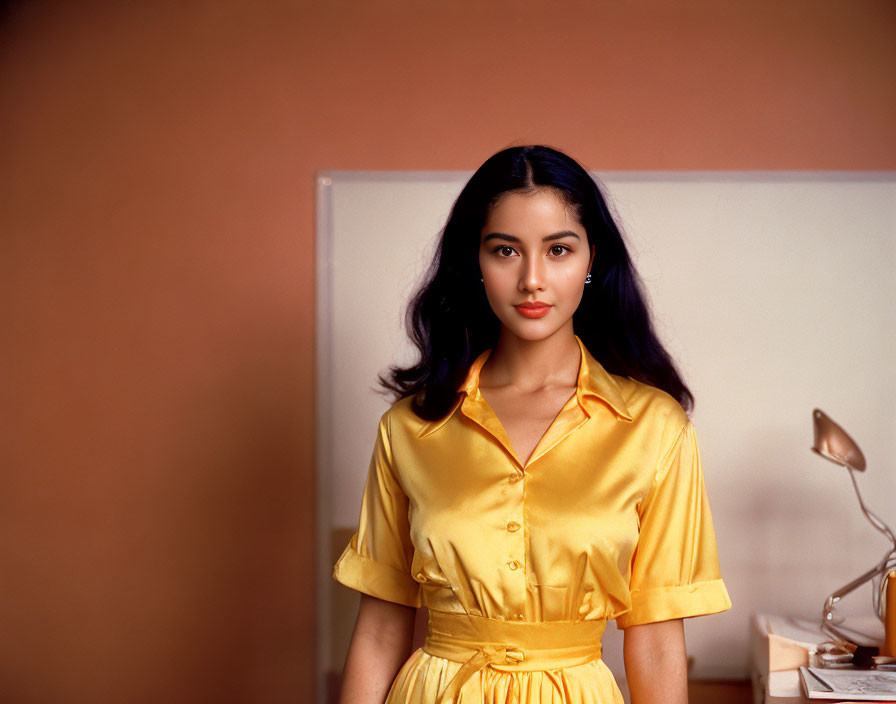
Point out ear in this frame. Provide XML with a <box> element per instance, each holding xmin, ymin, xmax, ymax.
<box><xmin>587</xmin><ymin>245</ymin><xmax>595</xmax><ymax>274</ymax></box>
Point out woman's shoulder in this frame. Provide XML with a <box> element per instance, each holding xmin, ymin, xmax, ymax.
<box><xmin>382</xmin><ymin>394</ymin><xmax>418</xmax><ymax>417</ymax></box>
<box><xmin>610</xmin><ymin>373</ymin><xmax>690</xmax><ymax>432</ymax></box>
<box><xmin>377</xmin><ymin>393</ymin><xmax>436</xmax><ymax>435</ymax></box>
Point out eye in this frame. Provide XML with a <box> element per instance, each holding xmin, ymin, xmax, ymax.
<box><xmin>493</xmin><ymin>245</ymin><xmax>516</xmax><ymax>257</ymax></box>
<box><xmin>549</xmin><ymin>244</ymin><xmax>571</xmax><ymax>257</ymax></box>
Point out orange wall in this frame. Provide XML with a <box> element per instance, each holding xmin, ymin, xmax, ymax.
<box><xmin>1</xmin><ymin>1</ymin><xmax>893</xmax><ymax>701</ymax></box>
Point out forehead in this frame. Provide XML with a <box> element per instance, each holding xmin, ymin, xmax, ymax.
<box><xmin>482</xmin><ymin>188</ymin><xmax>583</xmax><ymax>236</ymax></box>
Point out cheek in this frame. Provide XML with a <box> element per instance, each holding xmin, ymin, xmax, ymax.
<box><xmin>482</xmin><ymin>273</ymin><xmax>513</xmax><ymax>307</ymax></box>
<box><xmin>480</xmin><ymin>259</ymin><xmax>512</xmax><ymax>286</ymax></box>
<box><xmin>556</xmin><ymin>266</ymin><xmax>585</xmax><ymax>288</ymax></box>
<box><xmin>554</xmin><ymin>267</ymin><xmax>588</xmax><ymax>306</ymax></box>
<box><xmin>479</xmin><ymin>253</ymin><xmax>499</xmax><ymax>279</ymax></box>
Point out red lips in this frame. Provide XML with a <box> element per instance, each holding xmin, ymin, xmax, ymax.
<box><xmin>514</xmin><ymin>301</ymin><xmax>552</xmax><ymax>318</ymax></box>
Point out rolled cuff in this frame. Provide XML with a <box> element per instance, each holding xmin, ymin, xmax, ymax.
<box><xmin>332</xmin><ymin>541</ymin><xmax>421</xmax><ymax>609</ymax></box>
<box><xmin>615</xmin><ymin>578</ymin><xmax>731</xmax><ymax>629</ymax></box>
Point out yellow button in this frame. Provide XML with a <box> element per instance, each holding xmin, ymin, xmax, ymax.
<box><xmin>507</xmin><ymin>560</ymin><xmax>521</xmax><ymax>570</ymax></box>
<box><xmin>508</xmin><ymin>473</ymin><xmax>522</xmax><ymax>483</ymax></box>
<box><xmin>506</xmin><ymin>521</ymin><xmax>520</xmax><ymax>532</ymax></box>
<box><xmin>514</xmin><ymin>613</ymin><xmax>525</xmax><ymax>620</ymax></box>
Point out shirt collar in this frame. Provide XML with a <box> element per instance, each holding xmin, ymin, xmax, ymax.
<box><xmin>572</xmin><ymin>335</ymin><xmax>633</xmax><ymax>422</ymax></box>
<box><xmin>419</xmin><ymin>335</ymin><xmax>632</xmax><ymax>437</ymax></box>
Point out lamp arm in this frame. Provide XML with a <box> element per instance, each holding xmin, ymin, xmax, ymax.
<box><xmin>845</xmin><ymin>467</ymin><xmax>896</xmax><ymax>619</ymax></box>
<box><xmin>821</xmin><ymin>550</ymin><xmax>896</xmax><ymax>630</ymax></box>
<box><xmin>824</xmin><ymin>561</ymin><xmax>890</xmax><ymax>608</ymax></box>
<box><xmin>848</xmin><ymin>468</ymin><xmax>896</xmax><ymax>546</ymax></box>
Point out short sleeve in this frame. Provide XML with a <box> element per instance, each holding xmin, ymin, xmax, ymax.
<box><xmin>616</xmin><ymin>420</ymin><xmax>731</xmax><ymax>629</ymax></box>
<box><xmin>332</xmin><ymin>412</ymin><xmax>421</xmax><ymax>608</ymax></box>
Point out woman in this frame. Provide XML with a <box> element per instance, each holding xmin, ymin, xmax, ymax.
<box><xmin>333</xmin><ymin>145</ymin><xmax>731</xmax><ymax>704</ymax></box>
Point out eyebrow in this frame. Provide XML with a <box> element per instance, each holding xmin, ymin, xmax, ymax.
<box><xmin>482</xmin><ymin>231</ymin><xmax>582</xmax><ymax>243</ymax></box>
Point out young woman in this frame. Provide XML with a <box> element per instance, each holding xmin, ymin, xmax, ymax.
<box><xmin>333</xmin><ymin>145</ymin><xmax>731</xmax><ymax>704</ymax></box>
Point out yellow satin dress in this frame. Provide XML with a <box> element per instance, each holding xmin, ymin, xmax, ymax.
<box><xmin>334</xmin><ymin>335</ymin><xmax>731</xmax><ymax>703</ymax></box>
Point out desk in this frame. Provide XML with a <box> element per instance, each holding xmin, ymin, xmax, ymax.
<box><xmin>751</xmin><ymin>613</ymin><xmax>888</xmax><ymax>703</ymax></box>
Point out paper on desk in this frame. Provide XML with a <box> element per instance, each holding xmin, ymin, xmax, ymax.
<box><xmin>808</xmin><ymin>668</ymin><xmax>896</xmax><ymax>696</ymax></box>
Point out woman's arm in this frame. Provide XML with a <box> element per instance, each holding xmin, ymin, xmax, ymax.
<box><xmin>623</xmin><ymin>618</ymin><xmax>688</xmax><ymax>704</ymax></box>
<box><xmin>338</xmin><ymin>593</ymin><xmax>417</xmax><ymax>704</ymax></box>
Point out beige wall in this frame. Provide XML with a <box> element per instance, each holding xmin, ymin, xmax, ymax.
<box><xmin>1</xmin><ymin>1</ymin><xmax>894</xmax><ymax>701</ymax></box>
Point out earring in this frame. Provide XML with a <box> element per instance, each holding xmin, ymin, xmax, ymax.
<box><xmin>480</xmin><ymin>277</ymin><xmax>484</xmax><ymax>283</ymax></box>
<box><xmin>585</xmin><ymin>273</ymin><xmax>592</xmax><ymax>284</ymax></box>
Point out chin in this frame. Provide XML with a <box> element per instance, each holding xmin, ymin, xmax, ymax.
<box><xmin>500</xmin><ymin>320</ymin><xmax>568</xmax><ymax>343</ymax></box>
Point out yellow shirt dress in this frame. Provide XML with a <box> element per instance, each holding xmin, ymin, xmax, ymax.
<box><xmin>333</xmin><ymin>335</ymin><xmax>731</xmax><ymax>703</ymax></box>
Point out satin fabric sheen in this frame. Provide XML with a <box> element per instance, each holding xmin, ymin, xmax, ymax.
<box><xmin>419</xmin><ymin>610</ymin><xmax>610</xmax><ymax>704</ymax></box>
<box><xmin>333</xmin><ymin>335</ymin><xmax>731</xmax><ymax>703</ymax></box>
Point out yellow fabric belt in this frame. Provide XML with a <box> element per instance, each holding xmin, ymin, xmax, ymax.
<box><xmin>423</xmin><ymin>610</ymin><xmax>606</xmax><ymax>703</ymax></box>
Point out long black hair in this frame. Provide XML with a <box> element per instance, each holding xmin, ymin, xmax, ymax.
<box><xmin>379</xmin><ymin>145</ymin><xmax>693</xmax><ymax>420</ymax></box>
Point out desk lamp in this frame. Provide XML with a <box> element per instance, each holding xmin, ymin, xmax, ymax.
<box><xmin>811</xmin><ymin>408</ymin><xmax>896</xmax><ymax>645</ymax></box>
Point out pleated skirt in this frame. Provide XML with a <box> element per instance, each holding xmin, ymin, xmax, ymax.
<box><xmin>387</xmin><ymin>649</ymin><xmax>624</xmax><ymax>703</ymax></box>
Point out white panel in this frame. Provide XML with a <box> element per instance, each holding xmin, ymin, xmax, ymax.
<box><xmin>317</xmin><ymin>172</ymin><xmax>896</xmax><ymax>691</ymax></box>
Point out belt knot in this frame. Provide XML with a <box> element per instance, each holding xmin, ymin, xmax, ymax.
<box><xmin>423</xmin><ymin>610</ymin><xmax>606</xmax><ymax>704</ymax></box>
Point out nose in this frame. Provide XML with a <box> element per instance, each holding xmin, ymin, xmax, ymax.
<box><xmin>519</xmin><ymin>254</ymin><xmax>545</xmax><ymax>293</ymax></box>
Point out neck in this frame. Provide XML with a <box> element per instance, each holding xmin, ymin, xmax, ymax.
<box><xmin>482</xmin><ymin>325</ymin><xmax>581</xmax><ymax>392</ymax></box>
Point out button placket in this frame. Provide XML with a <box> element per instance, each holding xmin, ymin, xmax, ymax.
<box><xmin>502</xmin><ymin>466</ymin><xmax>526</xmax><ymax>619</ymax></box>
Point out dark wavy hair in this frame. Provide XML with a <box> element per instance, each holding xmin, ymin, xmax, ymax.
<box><xmin>379</xmin><ymin>145</ymin><xmax>693</xmax><ymax>420</ymax></box>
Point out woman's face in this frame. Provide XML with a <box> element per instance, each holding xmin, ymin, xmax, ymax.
<box><xmin>478</xmin><ymin>188</ymin><xmax>594</xmax><ymax>344</ymax></box>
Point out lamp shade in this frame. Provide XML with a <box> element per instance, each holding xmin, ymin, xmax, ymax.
<box><xmin>811</xmin><ymin>408</ymin><xmax>866</xmax><ymax>472</ymax></box>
